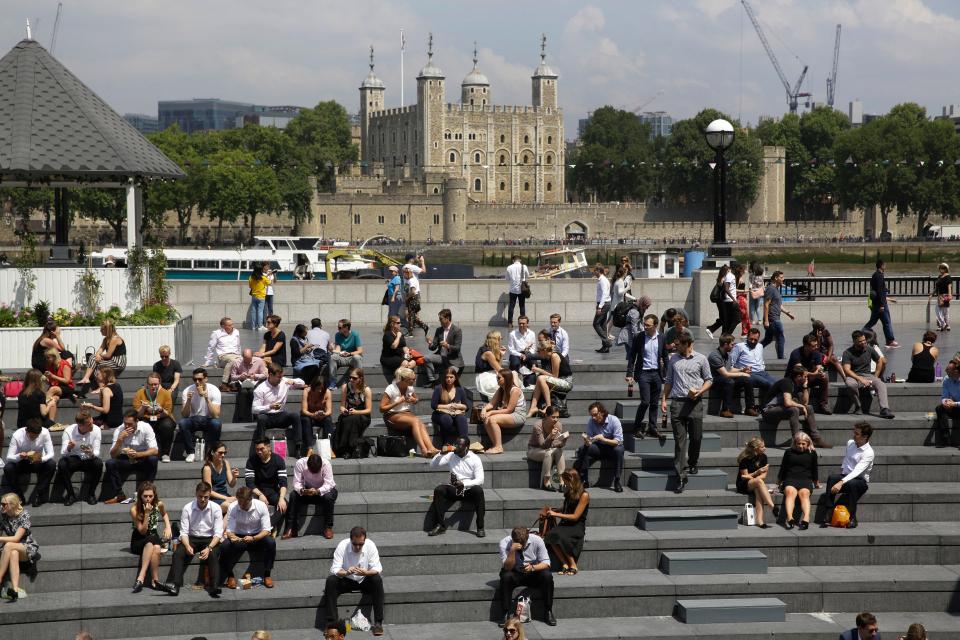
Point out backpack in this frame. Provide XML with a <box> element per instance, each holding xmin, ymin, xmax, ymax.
<box><xmin>709</xmin><ymin>283</ymin><xmax>722</xmax><ymax>303</ymax></box>
<box><xmin>611</xmin><ymin>300</ymin><xmax>633</xmax><ymax>328</ymax></box>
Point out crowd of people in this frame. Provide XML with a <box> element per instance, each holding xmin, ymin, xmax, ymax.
<box><xmin>0</xmin><ymin>255</ymin><xmax>950</xmax><ymax>637</ymax></box>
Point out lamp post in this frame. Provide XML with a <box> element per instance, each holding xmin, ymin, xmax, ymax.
<box><xmin>704</xmin><ymin>118</ymin><xmax>735</xmax><ymax>258</ymax></box>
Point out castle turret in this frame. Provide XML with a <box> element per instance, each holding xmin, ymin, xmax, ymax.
<box><xmin>531</xmin><ymin>34</ymin><xmax>558</xmax><ymax>110</ymax></box>
<box><xmin>359</xmin><ymin>46</ymin><xmax>385</xmax><ymax>170</ymax></box>
<box><xmin>442</xmin><ymin>177</ymin><xmax>467</xmax><ymax>242</ymax></box>
<box><xmin>461</xmin><ymin>42</ymin><xmax>490</xmax><ymax>107</ymax></box>
<box><xmin>417</xmin><ymin>34</ymin><xmax>445</xmax><ymax>181</ymax></box>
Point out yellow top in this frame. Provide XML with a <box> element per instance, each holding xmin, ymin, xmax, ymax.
<box><xmin>248</xmin><ymin>275</ymin><xmax>267</xmax><ymax>299</ymax></box>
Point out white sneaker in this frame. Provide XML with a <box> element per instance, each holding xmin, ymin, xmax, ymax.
<box><xmin>705</xmin><ymin>328</ymin><xmax>714</xmax><ymax>339</ymax></box>
<box><xmin>185</xmin><ymin>453</ymin><xmax>195</xmax><ymax>463</ymax></box>
<box><xmin>161</xmin><ymin>455</ymin><xmax>171</xmax><ymax>463</ymax></box>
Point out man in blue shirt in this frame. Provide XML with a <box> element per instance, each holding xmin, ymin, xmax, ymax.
<box><xmin>731</xmin><ymin>327</ymin><xmax>777</xmax><ymax>412</ymax></box>
<box><xmin>385</xmin><ymin>266</ymin><xmax>404</xmax><ymax>325</ymax></box>
<box><xmin>574</xmin><ymin>402</ymin><xmax>625</xmax><ymax>492</ymax></box>
<box><xmin>497</xmin><ymin>526</ymin><xmax>556</xmax><ymax>627</ymax></box>
<box><xmin>328</xmin><ymin>319</ymin><xmax>363</xmax><ymax>389</ymax></box>
<box><xmin>626</xmin><ymin>314</ymin><xmax>666</xmax><ymax>439</ymax></box>
<box><xmin>838</xmin><ymin>611</ymin><xmax>880</xmax><ymax>640</ymax></box>
<box><xmin>936</xmin><ymin>358</ymin><xmax>960</xmax><ymax>448</ymax></box>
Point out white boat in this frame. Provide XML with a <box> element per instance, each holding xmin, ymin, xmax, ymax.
<box><xmin>529</xmin><ymin>246</ymin><xmax>590</xmax><ymax>279</ymax></box>
<box><xmin>90</xmin><ymin>236</ymin><xmax>382</xmax><ymax>281</ymax></box>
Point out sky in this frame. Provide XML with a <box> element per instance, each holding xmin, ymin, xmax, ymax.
<box><xmin>3</xmin><ymin>0</ymin><xmax>960</xmax><ymax>137</ymax></box>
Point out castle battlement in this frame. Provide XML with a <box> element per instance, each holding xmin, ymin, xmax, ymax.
<box><xmin>370</xmin><ymin>105</ymin><xmax>418</xmax><ymax>117</ymax></box>
<box><xmin>442</xmin><ymin>103</ymin><xmax>560</xmax><ymax>115</ymax></box>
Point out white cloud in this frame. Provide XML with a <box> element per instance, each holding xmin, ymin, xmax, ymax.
<box><xmin>564</xmin><ymin>6</ymin><xmax>605</xmax><ymax>35</ymax></box>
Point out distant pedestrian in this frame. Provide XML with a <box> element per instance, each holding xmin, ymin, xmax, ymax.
<box><xmin>262</xmin><ymin>262</ymin><xmax>276</xmax><ymax>317</ymax></box>
<box><xmin>761</xmin><ymin>270</ymin><xmax>794</xmax><ymax>359</ymax></box>
<box><xmin>385</xmin><ymin>266</ymin><xmax>404</xmax><ymax>326</ymax></box>
<box><xmin>248</xmin><ymin>263</ymin><xmax>269</xmax><ymax>332</ymax></box>
<box><xmin>864</xmin><ymin>259</ymin><xmax>898</xmax><ymax>348</ymax></box>
<box><xmin>505</xmin><ymin>255</ymin><xmax>530</xmax><ymax>329</ymax></box>
<box><xmin>592</xmin><ymin>264</ymin><xmax>612</xmax><ymax>353</ymax></box>
<box><xmin>748</xmin><ymin>261</ymin><xmax>765</xmax><ymax>325</ymax></box>
<box><xmin>931</xmin><ymin>262</ymin><xmax>952</xmax><ymax>331</ymax></box>
<box><xmin>402</xmin><ymin>261</ymin><xmax>429</xmax><ymax>339</ymax></box>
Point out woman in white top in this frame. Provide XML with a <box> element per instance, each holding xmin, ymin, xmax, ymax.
<box><xmin>262</xmin><ymin>261</ymin><xmax>276</xmax><ymax>317</ymax></box>
<box><xmin>748</xmin><ymin>261</ymin><xmax>765</xmax><ymax>325</ymax></box>
<box><xmin>481</xmin><ymin>370</ymin><xmax>526</xmax><ymax>454</ymax></box>
<box><xmin>379</xmin><ymin>367</ymin><xmax>439</xmax><ymax>457</ymax></box>
<box><xmin>607</xmin><ymin>264</ymin><xmax>634</xmax><ymax>336</ymax></box>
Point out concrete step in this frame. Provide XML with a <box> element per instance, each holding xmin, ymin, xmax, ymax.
<box><xmin>676</xmin><ymin>597</ymin><xmax>786</xmax><ymax>623</ymax></box>
<box><xmin>625</xmin><ymin>431</ymin><xmax>722</xmax><ymax>454</ymax></box>
<box><xmin>659</xmin><ymin>550</ymin><xmax>768</xmax><ymax>575</ymax></box>
<box><xmin>629</xmin><ymin>469</ymin><xmax>728</xmax><ymax>492</ymax></box>
<box><xmin>636</xmin><ymin>509</ymin><xmax>739</xmax><ymax>531</ymax></box>
<box><xmin>4</xmin><ymin>566</ymin><xmax>958</xmax><ymax>638</ymax></box>
<box><xmin>107</xmin><ymin>611</ymin><xmax>960</xmax><ymax>640</ymax></box>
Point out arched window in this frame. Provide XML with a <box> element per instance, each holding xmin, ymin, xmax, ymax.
<box><xmin>547</xmin><ymin>182</ymin><xmax>553</xmax><ymax>192</ymax></box>
<box><xmin>499</xmin><ymin>154</ymin><xmax>506</xmax><ymax>165</ymax></box>
<box><xmin>499</xmin><ymin>181</ymin><xmax>506</xmax><ymax>191</ymax></box>
<box><xmin>547</xmin><ymin>135</ymin><xmax>553</xmax><ymax>144</ymax></box>
<box><xmin>474</xmin><ymin>152</ymin><xmax>481</xmax><ymax>163</ymax></box>
<box><xmin>433</xmin><ymin>187</ymin><xmax>440</xmax><ymax>194</ymax></box>
<box><xmin>500</xmin><ymin>134</ymin><xmax>505</xmax><ymax>143</ymax></box>
<box><xmin>474</xmin><ymin>178</ymin><xmax>482</xmax><ymax>191</ymax></box>
<box><xmin>449</xmin><ymin>152</ymin><xmax>456</xmax><ymax>163</ymax></box>
<box><xmin>524</xmin><ymin>182</ymin><xmax>530</xmax><ymax>191</ymax></box>
<box><xmin>523</xmin><ymin>134</ymin><xmax>530</xmax><ymax>144</ymax></box>
<box><xmin>546</xmin><ymin>154</ymin><xmax>553</xmax><ymax>165</ymax></box>
<box><xmin>523</xmin><ymin>154</ymin><xmax>530</xmax><ymax>164</ymax></box>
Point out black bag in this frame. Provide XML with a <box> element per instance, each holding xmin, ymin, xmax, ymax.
<box><xmin>376</xmin><ymin>434</ymin><xmax>408</xmax><ymax>457</ymax></box>
<box><xmin>520</xmin><ymin>280</ymin><xmax>532</xmax><ymax>299</ymax></box>
<box><xmin>552</xmin><ymin>393</ymin><xmax>570</xmax><ymax>419</ymax></box>
<box><xmin>355</xmin><ymin>437</ymin><xmax>376</xmax><ymax>459</ymax></box>
<box><xmin>709</xmin><ymin>283</ymin><xmax>722</xmax><ymax>303</ymax></box>
<box><xmin>611</xmin><ymin>300</ymin><xmax>633</xmax><ymax>328</ymax></box>
<box><xmin>381</xmin><ymin>290</ymin><xmax>391</xmax><ymax>306</ymax></box>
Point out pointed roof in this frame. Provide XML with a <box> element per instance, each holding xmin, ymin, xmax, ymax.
<box><xmin>462</xmin><ymin>42</ymin><xmax>489</xmax><ymax>87</ymax></box>
<box><xmin>417</xmin><ymin>33</ymin><xmax>444</xmax><ymax>79</ymax></box>
<box><xmin>533</xmin><ymin>34</ymin><xmax>557</xmax><ymax>79</ymax></box>
<box><xmin>0</xmin><ymin>39</ymin><xmax>184</xmax><ymax>181</ymax></box>
<box><xmin>361</xmin><ymin>45</ymin><xmax>384</xmax><ymax>90</ymax></box>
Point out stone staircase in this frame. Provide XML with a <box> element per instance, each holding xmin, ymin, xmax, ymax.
<box><xmin>1</xmin><ymin>362</ymin><xmax>958</xmax><ymax>638</ymax></box>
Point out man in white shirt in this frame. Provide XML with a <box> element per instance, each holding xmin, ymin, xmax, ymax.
<box><xmin>55</xmin><ymin>411</ymin><xmax>103</xmax><ymax>506</ymax></box>
<box><xmin>103</xmin><ymin>411</ymin><xmax>159</xmax><ymax>504</ymax></box>
<box><xmin>159</xmin><ymin>481</ymin><xmax>224</xmax><ymax>597</ymax></box>
<box><xmin>179</xmin><ymin>368</ymin><xmax>223</xmax><ymax>463</ymax></box>
<box><xmin>505</xmin><ymin>254</ymin><xmax>530</xmax><ymax>329</ymax></box>
<box><xmin>593</xmin><ymin>264</ymin><xmax>612</xmax><ymax>353</ymax></box>
<box><xmin>3</xmin><ymin>418</ymin><xmax>55</xmax><ymax>507</ymax></box>
<box><xmin>507</xmin><ymin>315</ymin><xmax>537</xmax><ymax>376</ymax></box>
<box><xmin>427</xmin><ymin>437</ymin><xmax>486</xmax><ymax>537</ymax></box>
<box><xmin>252</xmin><ymin>363</ymin><xmax>306</xmax><ymax>454</ymax></box>
<box><xmin>203</xmin><ymin>317</ymin><xmax>242</xmax><ymax>386</ymax></box>
<box><xmin>548</xmin><ymin>313</ymin><xmax>570</xmax><ymax>358</ymax></box>
<box><xmin>821</xmin><ymin>422</ymin><xmax>875</xmax><ymax>529</ymax></box>
<box><xmin>324</xmin><ymin>526</ymin><xmax>385</xmax><ymax>636</ymax></box>
<box><xmin>219</xmin><ymin>486</ymin><xmax>276</xmax><ymax>589</ymax></box>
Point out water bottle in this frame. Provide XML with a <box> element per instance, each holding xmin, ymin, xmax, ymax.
<box><xmin>196</xmin><ymin>436</ymin><xmax>205</xmax><ymax>461</ymax></box>
<box><xmin>627</xmin><ymin>380</ymin><xmax>634</xmax><ymax>397</ymax></box>
<box><xmin>936</xmin><ymin>361</ymin><xmax>943</xmax><ymax>380</ymax></box>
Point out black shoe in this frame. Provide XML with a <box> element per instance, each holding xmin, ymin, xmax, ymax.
<box><xmin>158</xmin><ymin>582</ymin><xmax>179</xmax><ymax>596</ymax></box>
<box><xmin>209</xmin><ymin>586</ymin><xmax>222</xmax><ymax>598</ymax></box>
<box><xmin>674</xmin><ymin>478</ymin><xmax>688</xmax><ymax>494</ymax></box>
<box><xmin>476</xmin><ymin>528</ymin><xmax>486</xmax><ymax>538</ymax></box>
<box><xmin>427</xmin><ymin>525</ymin><xmax>447</xmax><ymax>536</ymax></box>
<box><xmin>879</xmin><ymin>408</ymin><xmax>895</xmax><ymax>419</ymax></box>
<box><xmin>29</xmin><ymin>495</ymin><xmax>43</xmax><ymax>508</ymax></box>
<box><xmin>633</xmin><ymin>428</ymin><xmax>646</xmax><ymax>440</ymax></box>
<box><xmin>614</xmin><ymin>479</ymin><xmax>624</xmax><ymax>493</ymax></box>
<box><xmin>784</xmin><ymin>520</ymin><xmax>794</xmax><ymax>530</ymax></box>
<box><xmin>817</xmin><ymin>405</ymin><xmax>833</xmax><ymax>415</ymax></box>
<box><xmin>798</xmin><ymin>521</ymin><xmax>809</xmax><ymax>530</ymax></box>
<box><xmin>132</xmin><ymin>580</ymin><xmax>143</xmax><ymax>593</ymax></box>
<box><xmin>846</xmin><ymin>517</ymin><xmax>858</xmax><ymax>529</ymax></box>
<box><xmin>772</xmin><ymin>505</ymin><xmax>780</xmax><ymax>518</ymax></box>
<box><xmin>6</xmin><ymin>586</ymin><xmax>17</xmax><ymax>602</ymax></box>
<box><xmin>63</xmin><ymin>494</ymin><xmax>77</xmax><ymax>507</ymax></box>
<box><xmin>758</xmin><ymin>523</ymin><xmax>770</xmax><ymax>529</ymax></box>
<box><xmin>545</xmin><ymin>610</ymin><xmax>558</xmax><ymax>626</ymax></box>
<box><xmin>688</xmin><ymin>466</ymin><xmax>699</xmax><ymax>475</ymax></box>
<box><xmin>499</xmin><ymin>613</ymin><xmax>510</xmax><ymax>627</ymax></box>
<box><xmin>595</xmin><ymin>346</ymin><xmax>610</xmax><ymax>353</ymax></box>
<box><xmin>819</xmin><ymin>522</ymin><xmax>830</xmax><ymax>528</ymax></box>
<box><xmin>85</xmin><ymin>495</ymin><xmax>98</xmax><ymax>506</ymax></box>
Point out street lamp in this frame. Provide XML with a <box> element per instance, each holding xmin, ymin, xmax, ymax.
<box><xmin>704</xmin><ymin>118</ymin><xmax>735</xmax><ymax>258</ymax></box>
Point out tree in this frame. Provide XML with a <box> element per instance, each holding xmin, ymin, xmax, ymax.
<box><xmin>71</xmin><ymin>189</ymin><xmax>128</xmax><ymax>244</ymax></box>
<box><xmin>0</xmin><ymin>188</ymin><xmax>55</xmax><ymax>241</ymax></box>
<box><xmin>145</xmin><ymin>125</ymin><xmax>202</xmax><ymax>244</ymax></box>
<box><xmin>660</xmin><ymin>109</ymin><xmax>763</xmax><ymax>215</ymax></box>
<box><xmin>284</xmin><ymin>101</ymin><xmax>357</xmax><ymax>191</ymax></box>
<box><xmin>199</xmin><ymin>148</ymin><xmax>281</xmax><ymax>243</ymax></box>
<box><xmin>568</xmin><ymin>106</ymin><xmax>656</xmax><ymax>202</ymax></box>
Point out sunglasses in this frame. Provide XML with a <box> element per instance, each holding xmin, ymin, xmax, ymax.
<box><xmin>193</xmin><ymin>377</ymin><xmax>205</xmax><ymax>382</ymax></box>
<box><xmin>349</xmin><ymin>376</ymin><xmax>360</xmax><ymax>381</ymax></box>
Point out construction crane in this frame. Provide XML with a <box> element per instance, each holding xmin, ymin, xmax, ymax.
<box><xmin>826</xmin><ymin>24</ymin><xmax>841</xmax><ymax>108</ymax></box>
<box><xmin>630</xmin><ymin>89</ymin><xmax>664</xmax><ymax>115</ymax></box>
<box><xmin>740</xmin><ymin>0</ymin><xmax>810</xmax><ymax>114</ymax></box>
<box><xmin>49</xmin><ymin>3</ymin><xmax>63</xmax><ymax>55</ymax></box>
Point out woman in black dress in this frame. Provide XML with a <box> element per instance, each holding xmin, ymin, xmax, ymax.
<box><xmin>907</xmin><ymin>330</ymin><xmax>939</xmax><ymax>383</ymax></box>
<box><xmin>380</xmin><ymin>316</ymin><xmax>417</xmax><ymax>382</ymax></box>
<box><xmin>128</xmin><ymin>481</ymin><xmax>172</xmax><ymax>593</ymax></box>
<box><xmin>334</xmin><ymin>367</ymin><xmax>373</xmax><ymax>458</ymax></box>
<box><xmin>543</xmin><ymin>469</ymin><xmax>590</xmax><ymax>575</ymax></box>
<box><xmin>430</xmin><ymin>367</ymin><xmax>470</xmax><ymax>449</ymax></box>
<box><xmin>256</xmin><ymin>314</ymin><xmax>287</xmax><ymax>367</ymax></box>
<box><xmin>776</xmin><ymin>432</ymin><xmax>820</xmax><ymax>530</ymax></box>
<box><xmin>736</xmin><ymin>436</ymin><xmax>774</xmax><ymax>528</ymax></box>
<box><xmin>15</xmin><ymin>369</ymin><xmax>56</xmax><ymax>429</ymax></box>
<box><xmin>81</xmin><ymin>367</ymin><xmax>123</xmax><ymax>430</ymax></box>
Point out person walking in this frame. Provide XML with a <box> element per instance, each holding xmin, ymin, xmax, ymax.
<box><xmin>760</xmin><ymin>270</ymin><xmax>794</xmax><ymax>359</ymax></box>
<box><xmin>661</xmin><ymin>334</ymin><xmax>713</xmax><ymax>494</ymax></box>
<box><xmin>592</xmin><ymin>264</ymin><xmax>612</xmax><ymax>353</ymax></box>
<box><xmin>385</xmin><ymin>266</ymin><xmax>404</xmax><ymax>326</ymax></box>
<box><xmin>248</xmin><ymin>263</ymin><xmax>269</xmax><ymax>332</ymax></box>
<box><xmin>931</xmin><ymin>262</ymin><xmax>952</xmax><ymax>331</ymax></box>
<box><xmin>505</xmin><ymin>255</ymin><xmax>530</xmax><ymax>329</ymax></box>
<box><xmin>864</xmin><ymin>259</ymin><xmax>898</xmax><ymax>348</ymax></box>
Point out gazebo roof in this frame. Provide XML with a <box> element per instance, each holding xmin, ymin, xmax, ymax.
<box><xmin>0</xmin><ymin>39</ymin><xmax>185</xmax><ymax>182</ymax></box>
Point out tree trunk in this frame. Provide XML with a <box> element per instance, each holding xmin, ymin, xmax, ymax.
<box><xmin>111</xmin><ymin>221</ymin><xmax>124</xmax><ymax>245</ymax></box>
<box><xmin>916</xmin><ymin>211</ymin><xmax>929</xmax><ymax>239</ymax></box>
<box><xmin>176</xmin><ymin>207</ymin><xmax>192</xmax><ymax>245</ymax></box>
<box><xmin>216</xmin><ymin>217</ymin><xmax>223</xmax><ymax>244</ymax></box>
<box><xmin>249</xmin><ymin>211</ymin><xmax>257</xmax><ymax>244</ymax></box>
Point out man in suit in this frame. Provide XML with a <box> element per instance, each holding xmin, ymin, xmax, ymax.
<box><xmin>424</xmin><ymin>309</ymin><xmax>464</xmax><ymax>385</ymax></box>
<box><xmin>626</xmin><ymin>314</ymin><xmax>667</xmax><ymax>439</ymax></box>
<box><xmin>839</xmin><ymin>612</ymin><xmax>880</xmax><ymax>640</ymax></box>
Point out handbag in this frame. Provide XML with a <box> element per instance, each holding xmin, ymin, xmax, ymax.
<box><xmin>750</xmin><ymin>287</ymin><xmax>764</xmax><ymax>300</ymax></box>
<box><xmin>740</xmin><ymin>503</ymin><xmax>756</xmax><ymax>526</ymax></box>
<box><xmin>537</xmin><ymin>506</ymin><xmax>556</xmax><ymax>537</ymax></box>
<box><xmin>709</xmin><ymin>283</ymin><xmax>722</xmax><ymax>303</ymax></box>
<box><xmin>941</xmin><ymin>293</ymin><xmax>953</xmax><ymax>304</ymax></box>
<box><xmin>376</xmin><ymin>434</ymin><xmax>408</xmax><ymax>457</ymax></box>
<box><xmin>406</xmin><ymin>293</ymin><xmax>421</xmax><ymax>314</ymax></box>
<box><xmin>515</xmin><ymin>595</ymin><xmax>531</xmax><ymax>623</ymax></box>
<box><xmin>830</xmin><ymin>504</ymin><xmax>851</xmax><ymax>528</ymax></box>
<box><xmin>407</xmin><ymin>348</ymin><xmax>426</xmax><ymax>366</ymax></box>
<box><xmin>381</xmin><ymin>290</ymin><xmax>391</xmax><ymax>306</ymax></box>
<box><xmin>3</xmin><ymin>380</ymin><xmax>24</xmax><ymax>398</ymax></box>
<box><xmin>470</xmin><ymin>405</ymin><xmax>483</xmax><ymax>425</ymax></box>
<box><xmin>317</xmin><ymin>438</ymin><xmax>333</xmax><ymax>462</ymax></box>
<box><xmin>520</xmin><ymin>280</ymin><xmax>532</xmax><ymax>299</ymax></box>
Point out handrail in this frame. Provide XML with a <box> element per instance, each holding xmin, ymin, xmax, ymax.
<box><xmin>781</xmin><ymin>276</ymin><xmax>959</xmax><ymax>300</ymax></box>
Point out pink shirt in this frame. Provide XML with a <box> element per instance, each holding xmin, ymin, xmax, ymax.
<box><xmin>292</xmin><ymin>456</ymin><xmax>336</xmax><ymax>495</ymax></box>
<box><xmin>229</xmin><ymin>357</ymin><xmax>267</xmax><ymax>383</ymax></box>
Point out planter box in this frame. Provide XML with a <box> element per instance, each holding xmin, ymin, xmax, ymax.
<box><xmin>0</xmin><ymin>315</ymin><xmax>192</xmax><ymax>369</ymax></box>
<box><xmin>1</xmin><ymin>267</ymin><xmax>136</xmax><ymax>313</ymax></box>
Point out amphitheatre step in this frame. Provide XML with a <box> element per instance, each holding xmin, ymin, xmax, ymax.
<box><xmin>628</xmin><ymin>469</ymin><xmax>728</xmax><ymax>492</ymax></box>
<box><xmin>112</xmin><ymin>611</ymin><xmax>960</xmax><ymax>640</ymax></box>
<box><xmin>636</xmin><ymin>509</ymin><xmax>739</xmax><ymax>531</ymax></box>
<box><xmin>625</xmin><ymin>432</ymin><xmax>722</xmax><ymax>454</ymax></box>
<box><xmin>675</xmin><ymin>597</ymin><xmax>786</xmax><ymax>624</ymax></box>
<box><xmin>659</xmin><ymin>550</ymin><xmax>768</xmax><ymax>575</ymax></box>
<box><xmin>3</xmin><ymin>565</ymin><xmax>958</xmax><ymax>638</ymax></box>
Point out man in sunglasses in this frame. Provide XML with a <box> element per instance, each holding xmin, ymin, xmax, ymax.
<box><xmin>323</xmin><ymin>526</ymin><xmax>384</xmax><ymax>636</ymax></box>
<box><xmin>178</xmin><ymin>368</ymin><xmax>222</xmax><ymax>463</ymax></box>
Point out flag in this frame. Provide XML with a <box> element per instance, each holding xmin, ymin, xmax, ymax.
<box><xmin>401</xmin><ymin>29</ymin><xmax>405</xmax><ymax>51</ymax></box>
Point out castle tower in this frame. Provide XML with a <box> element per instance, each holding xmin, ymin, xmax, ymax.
<box><xmin>531</xmin><ymin>34</ymin><xmax>558</xmax><ymax>110</ymax></box>
<box><xmin>442</xmin><ymin>177</ymin><xmax>467</xmax><ymax>242</ymax></box>
<box><xmin>417</xmin><ymin>33</ymin><xmax>445</xmax><ymax>179</ymax></box>
<box><xmin>359</xmin><ymin>46</ymin><xmax>385</xmax><ymax>170</ymax></box>
<box><xmin>461</xmin><ymin>42</ymin><xmax>490</xmax><ymax>106</ymax></box>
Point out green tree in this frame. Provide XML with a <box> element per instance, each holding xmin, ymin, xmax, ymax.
<box><xmin>0</xmin><ymin>188</ymin><xmax>55</xmax><ymax>241</ymax></box>
<box><xmin>660</xmin><ymin>109</ymin><xmax>763</xmax><ymax>214</ymax></box>
<box><xmin>568</xmin><ymin>106</ymin><xmax>656</xmax><ymax>202</ymax></box>
<box><xmin>145</xmin><ymin>125</ymin><xmax>202</xmax><ymax>244</ymax></box>
<box><xmin>284</xmin><ymin>101</ymin><xmax>357</xmax><ymax>191</ymax></box>
<box><xmin>71</xmin><ymin>189</ymin><xmax>128</xmax><ymax>244</ymax></box>
<box><xmin>199</xmin><ymin>148</ymin><xmax>281</xmax><ymax>243</ymax></box>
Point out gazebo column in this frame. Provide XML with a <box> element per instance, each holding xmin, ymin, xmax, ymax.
<box><xmin>125</xmin><ymin>180</ymin><xmax>142</xmax><ymax>250</ymax></box>
<box><xmin>48</xmin><ymin>187</ymin><xmax>72</xmax><ymax>263</ymax></box>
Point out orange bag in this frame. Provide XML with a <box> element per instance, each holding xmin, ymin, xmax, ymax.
<box><xmin>407</xmin><ymin>348</ymin><xmax>426</xmax><ymax>366</ymax></box>
<box><xmin>830</xmin><ymin>504</ymin><xmax>851</xmax><ymax>528</ymax></box>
